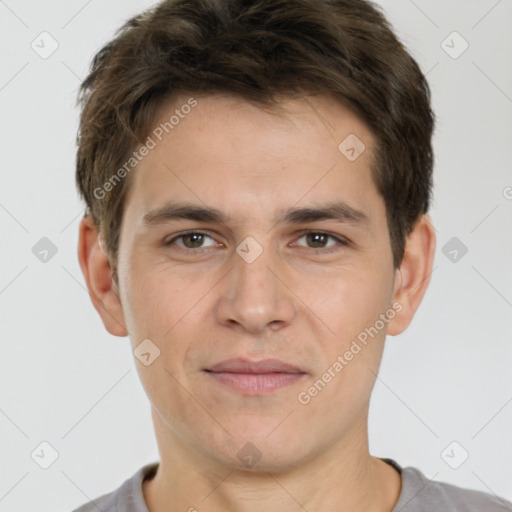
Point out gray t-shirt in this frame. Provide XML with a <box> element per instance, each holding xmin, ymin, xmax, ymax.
<box><xmin>72</xmin><ymin>458</ymin><xmax>512</xmax><ymax>511</ymax></box>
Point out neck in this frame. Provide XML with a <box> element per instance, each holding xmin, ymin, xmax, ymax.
<box><xmin>143</xmin><ymin>408</ymin><xmax>401</xmax><ymax>512</ymax></box>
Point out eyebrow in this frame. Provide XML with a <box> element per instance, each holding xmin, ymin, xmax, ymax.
<box><xmin>142</xmin><ymin>201</ymin><xmax>370</xmax><ymax>228</ymax></box>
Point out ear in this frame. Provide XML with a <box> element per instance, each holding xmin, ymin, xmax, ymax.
<box><xmin>77</xmin><ymin>215</ymin><xmax>128</xmax><ymax>337</ymax></box>
<box><xmin>387</xmin><ymin>214</ymin><xmax>436</xmax><ymax>336</ymax></box>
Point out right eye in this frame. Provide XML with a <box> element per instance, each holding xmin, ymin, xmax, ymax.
<box><xmin>164</xmin><ymin>231</ymin><xmax>220</xmax><ymax>251</ymax></box>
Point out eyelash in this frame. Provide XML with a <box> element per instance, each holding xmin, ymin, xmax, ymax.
<box><xmin>164</xmin><ymin>230</ymin><xmax>349</xmax><ymax>253</ymax></box>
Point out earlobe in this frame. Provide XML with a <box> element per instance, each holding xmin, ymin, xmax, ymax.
<box><xmin>77</xmin><ymin>216</ymin><xmax>128</xmax><ymax>337</ymax></box>
<box><xmin>387</xmin><ymin>214</ymin><xmax>436</xmax><ymax>337</ymax></box>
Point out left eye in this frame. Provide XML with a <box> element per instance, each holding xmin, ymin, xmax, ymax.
<box><xmin>293</xmin><ymin>232</ymin><xmax>347</xmax><ymax>250</ymax></box>
<box><xmin>165</xmin><ymin>231</ymin><xmax>347</xmax><ymax>251</ymax></box>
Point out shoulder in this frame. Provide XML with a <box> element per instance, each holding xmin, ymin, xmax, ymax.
<box><xmin>72</xmin><ymin>488</ymin><xmax>116</xmax><ymax>512</ymax></box>
<box><xmin>71</xmin><ymin>463</ymin><xmax>158</xmax><ymax>512</ymax></box>
<box><xmin>396</xmin><ymin>465</ymin><xmax>512</xmax><ymax>512</ymax></box>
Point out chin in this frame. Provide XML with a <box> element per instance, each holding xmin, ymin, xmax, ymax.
<box><xmin>200</xmin><ymin>424</ymin><xmax>315</xmax><ymax>473</ymax></box>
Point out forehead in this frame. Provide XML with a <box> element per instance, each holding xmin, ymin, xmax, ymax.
<box><xmin>123</xmin><ymin>92</ymin><xmax>382</xmax><ymax>229</ymax></box>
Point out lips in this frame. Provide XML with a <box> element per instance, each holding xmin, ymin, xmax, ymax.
<box><xmin>204</xmin><ymin>358</ymin><xmax>307</xmax><ymax>394</ymax></box>
<box><xmin>205</xmin><ymin>357</ymin><xmax>305</xmax><ymax>374</ymax></box>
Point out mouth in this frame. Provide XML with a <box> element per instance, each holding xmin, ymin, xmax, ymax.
<box><xmin>203</xmin><ymin>358</ymin><xmax>307</xmax><ymax>395</ymax></box>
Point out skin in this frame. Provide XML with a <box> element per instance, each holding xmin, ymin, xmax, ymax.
<box><xmin>78</xmin><ymin>92</ymin><xmax>436</xmax><ymax>511</ymax></box>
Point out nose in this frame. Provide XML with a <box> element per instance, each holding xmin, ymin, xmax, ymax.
<box><xmin>214</xmin><ymin>241</ymin><xmax>297</xmax><ymax>334</ymax></box>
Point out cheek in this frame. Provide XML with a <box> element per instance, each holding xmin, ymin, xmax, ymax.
<box><xmin>298</xmin><ymin>278</ymin><xmax>391</xmax><ymax>425</ymax></box>
<box><xmin>311</xmin><ymin>265</ymin><xmax>394</xmax><ymax>394</ymax></box>
<box><xmin>312</xmin><ymin>266</ymin><xmax>392</xmax><ymax>344</ymax></box>
<box><xmin>121</xmin><ymin>266</ymin><xmax>214</xmax><ymax>383</ymax></box>
<box><xmin>121</xmin><ymin>268</ymin><xmax>205</xmax><ymax>423</ymax></box>
<box><xmin>121</xmin><ymin>262</ymin><xmax>192</xmax><ymax>340</ymax></box>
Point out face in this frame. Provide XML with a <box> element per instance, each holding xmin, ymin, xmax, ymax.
<box><xmin>86</xmin><ymin>92</ymin><xmax>431</xmax><ymax>471</ymax></box>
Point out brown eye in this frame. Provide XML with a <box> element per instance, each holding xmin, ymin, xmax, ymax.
<box><xmin>305</xmin><ymin>233</ymin><xmax>329</xmax><ymax>248</ymax></box>
<box><xmin>294</xmin><ymin>232</ymin><xmax>348</xmax><ymax>250</ymax></box>
<box><xmin>165</xmin><ymin>232</ymin><xmax>217</xmax><ymax>250</ymax></box>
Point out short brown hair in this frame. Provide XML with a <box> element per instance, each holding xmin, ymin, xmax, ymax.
<box><xmin>76</xmin><ymin>0</ymin><xmax>435</xmax><ymax>283</ymax></box>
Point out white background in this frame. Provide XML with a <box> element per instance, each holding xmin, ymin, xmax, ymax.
<box><xmin>0</xmin><ymin>0</ymin><xmax>511</xmax><ymax>510</ymax></box>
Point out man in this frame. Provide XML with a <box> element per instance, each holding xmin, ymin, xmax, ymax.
<box><xmin>73</xmin><ymin>0</ymin><xmax>512</xmax><ymax>510</ymax></box>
